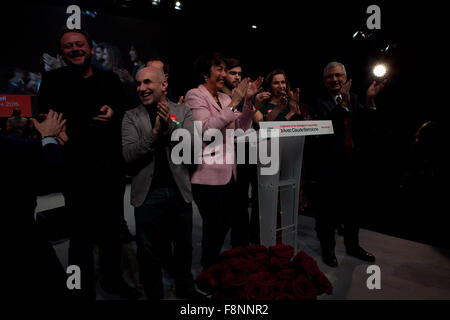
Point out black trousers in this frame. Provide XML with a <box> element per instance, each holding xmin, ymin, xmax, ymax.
<box><xmin>314</xmin><ymin>170</ymin><xmax>360</xmax><ymax>252</ymax></box>
<box><xmin>65</xmin><ymin>176</ymin><xmax>125</xmax><ymax>300</ymax></box>
<box><xmin>193</xmin><ymin>179</ymin><xmax>236</xmax><ymax>270</ymax></box>
<box><xmin>231</xmin><ymin>163</ymin><xmax>260</xmax><ymax>247</ymax></box>
<box><xmin>134</xmin><ymin>187</ymin><xmax>194</xmax><ymax>299</ymax></box>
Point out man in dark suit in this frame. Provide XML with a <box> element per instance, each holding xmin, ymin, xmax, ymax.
<box><xmin>37</xmin><ymin>28</ymin><xmax>140</xmax><ymax>299</ymax></box>
<box><xmin>122</xmin><ymin>66</ymin><xmax>200</xmax><ymax>299</ymax></box>
<box><xmin>1</xmin><ymin>110</ymin><xmax>68</xmax><ymax>300</ymax></box>
<box><xmin>311</xmin><ymin>61</ymin><xmax>386</xmax><ymax>267</ymax></box>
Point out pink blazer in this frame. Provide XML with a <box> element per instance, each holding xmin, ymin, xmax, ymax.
<box><xmin>185</xmin><ymin>84</ymin><xmax>255</xmax><ymax>185</ymax></box>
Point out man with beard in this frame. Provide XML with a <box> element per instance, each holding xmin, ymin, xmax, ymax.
<box><xmin>37</xmin><ymin>28</ymin><xmax>140</xmax><ymax>299</ymax></box>
<box><xmin>218</xmin><ymin>58</ymin><xmax>258</xmax><ymax>247</ymax></box>
<box><xmin>221</xmin><ymin>58</ymin><xmax>242</xmax><ymax>103</ymax></box>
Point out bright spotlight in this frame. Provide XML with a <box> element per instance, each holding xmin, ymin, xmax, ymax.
<box><xmin>373</xmin><ymin>64</ymin><xmax>387</xmax><ymax>78</ymax></box>
<box><xmin>151</xmin><ymin>0</ymin><xmax>161</xmax><ymax>6</ymax></box>
<box><xmin>175</xmin><ymin>1</ymin><xmax>182</xmax><ymax>10</ymax></box>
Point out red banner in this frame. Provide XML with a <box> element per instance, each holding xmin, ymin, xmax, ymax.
<box><xmin>0</xmin><ymin>94</ymin><xmax>33</xmax><ymax>117</ymax></box>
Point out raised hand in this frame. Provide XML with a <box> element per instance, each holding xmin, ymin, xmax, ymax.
<box><xmin>153</xmin><ymin>97</ymin><xmax>171</xmax><ymax>134</ymax></box>
<box><xmin>43</xmin><ymin>53</ymin><xmax>65</xmax><ymax>71</ymax></box>
<box><xmin>56</xmin><ymin>123</ymin><xmax>69</xmax><ymax>146</ymax></box>
<box><xmin>255</xmin><ymin>91</ymin><xmax>271</xmax><ymax>110</ymax></box>
<box><xmin>288</xmin><ymin>88</ymin><xmax>301</xmax><ymax>115</ymax></box>
<box><xmin>230</xmin><ymin>78</ymin><xmax>250</xmax><ymax>108</ymax></box>
<box><xmin>340</xmin><ymin>79</ymin><xmax>352</xmax><ymax>106</ymax></box>
<box><xmin>30</xmin><ymin>109</ymin><xmax>66</xmax><ymax>137</ymax></box>
<box><xmin>246</xmin><ymin>76</ymin><xmax>264</xmax><ymax>99</ymax></box>
<box><xmin>366</xmin><ymin>79</ymin><xmax>387</xmax><ymax>101</ymax></box>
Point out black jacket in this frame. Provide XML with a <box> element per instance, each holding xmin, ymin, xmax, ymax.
<box><xmin>36</xmin><ymin>66</ymin><xmax>127</xmax><ymax>181</ymax></box>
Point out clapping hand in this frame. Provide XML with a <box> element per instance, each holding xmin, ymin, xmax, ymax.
<box><xmin>93</xmin><ymin>105</ymin><xmax>114</xmax><ymax>122</ymax></box>
<box><xmin>246</xmin><ymin>76</ymin><xmax>264</xmax><ymax>99</ymax></box>
<box><xmin>288</xmin><ymin>88</ymin><xmax>301</xmax><ymax>115</ymax></box>
<box><xmin>30</xmin><ymin>109</ymin><xmax>67</xmax><ymax>143</ymax></box>
<box><xmin>366</xmin><ymin>79</ymin><xmax>387</xmax><ymax>103</ymax></box>
<box><xmin>340</xmin><ymin>79</ymin><xmax>352</xmax><ymax>106</ymax></box>
<box><xmin>153</xmin><ymin>96</ymin><xmax>171</xmax><ymax>134</ymax></box>
<box><xmin>230</xmin><ymin>78</ymin><xmax>250</xmax><ymax>107</ymax></box>
<box><xmin>255</xmin><ymin>91</ymin><xmax>271</xmax><ymax>110</ymax></box>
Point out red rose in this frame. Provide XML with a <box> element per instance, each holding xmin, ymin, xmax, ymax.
<box><xmin>292</xmin><ymin>275</ymin><xmax>318</xmax><ymax>300</ymax></box>
<box><xmin>269</xmin><ymin>257</ymin><xmax>293</xmax><ymax>271</ymax></box>
<box><xmin>293</xmin><ymin>251</ymin><xmax>333</xmax><ymax>295</ymax></box>
<box><xmin>243</xmin><ymin>272</ymin><xmax>277</xmax><ymax>300</ymax></box>
<box><xmin>207</xmin><ymin>260</ymin><xmax>229</xmax><ymax>278</ymax></box>
<box><xmin>276</xmin><ymin>268</ymin><xmax>297</xmax><ymax>281</ymax></box>
<box><xmin>170</xmin><ymin>114</ymin><xmax>178</xmax><ymax>121</ymax></box>
<box><xmin>250</xmin><ymin>253</ymin><xmax>270</xmax><ymax>271</ymax></box>
<box><xmin>245</xmin><ymin>245</ymin><xmax>268</xmax><ymax>256</ymax></box>
<box><xmin>225</xmin><ymin>257</ymin><xmax>256</xmax><ymax>273</ymax></box>
<box><xmin>269</xmin><ymin>244</ymin><xmax>295</xmax><ymax>259</ymax></box>
<box><xmin>274</xmin><ymin>280</ymin><xmax>293</xmax><ymax>294</ymax></box>
<box><xmin>196</xmin><ymin>270</ymin><xmax>218</xmax><ymax>293</ymax></box>
<box><xmin>293</xmin><ymin>251</ymin><xmax>320</xmax><ymax>274</ymax></box>
<box><xmin>221</xmin><ymin>271</ymin><xmax>248</xmax><ymax>289</ymax></box>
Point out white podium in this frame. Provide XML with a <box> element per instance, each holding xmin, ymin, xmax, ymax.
<box><xmin>241</xmin><ymin>121</ymin><xmax>334</xmax><ymax>252</ymax></box>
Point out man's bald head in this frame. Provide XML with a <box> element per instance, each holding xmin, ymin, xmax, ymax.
<box><xmin>136</xmin><ymin>66</ymin><xmax>165</xmax><ymax>83</ymax></box>
<box><xmin>136</xmin><ymin>66</ymin><xmax>168</xmax><ymax>106</ymax></box>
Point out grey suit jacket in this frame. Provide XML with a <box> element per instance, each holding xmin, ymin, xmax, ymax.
<box><xmin>122</xmin><ymin>101</ymin><xmax>195</xmax><ymax>207</ymax></box>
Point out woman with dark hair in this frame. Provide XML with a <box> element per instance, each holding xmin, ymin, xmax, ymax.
<box><xmin>253</xmin><ymin>69</ymin><xmax>302</xmax><ymax>124</ymax></box>
<box><xmin>184</xmin><ymin>52</ymin><xmax>262</xmax><ymax>269</ymax></box>
<box><xmin>101</xmin><ymin>43</ymin><xmax>123</xmax><ymax>72</ymax></box>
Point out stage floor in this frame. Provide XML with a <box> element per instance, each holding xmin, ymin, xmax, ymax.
<box><xmin>35</xmin><ymin>185</ymin><xmax>450</xmax><ymax>300</ymax></box>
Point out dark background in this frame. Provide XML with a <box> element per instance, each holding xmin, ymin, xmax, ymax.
<box><xmin>1</xmin><ymin>0</ymin><xmax>447</xmax><ymax>247</ymax></box>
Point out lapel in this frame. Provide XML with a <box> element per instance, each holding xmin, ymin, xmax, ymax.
<box><xmin>198</xmin><ymin>85</ymin><xmax>222</xmax><ymax>113</ymax></box>
<box><xmin>167</xmin><ymin>100</ymin><xmax>176</xmax><ymax>118</ymax></box>
<box><xmin>325</xmin><ymin>94</ymin><xmax>338</xmax><ymax>113</ymax></box>
<box><xmin>136</xmin><ymin>104</ymin><xmax>152</xmax><ymax>137</ymax></box>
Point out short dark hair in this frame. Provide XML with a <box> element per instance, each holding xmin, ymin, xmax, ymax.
<box><xmin>262</xmin><ymin>69</ymin><xmax>291</xmax><ymax>93</ymax></box>
<box><xmin>193</xmin><ymin>52</ymin><xmax>225</xmax><ymax>86</ymax></box>
<box><xmin>225</xmin><ymin>58</ymin><xmax>241</xmax><ymax>71</ymax></box>
<box><xmin>57</xmin><ymin>27</ymin><xmax>93</xmax><ymax>54</ymax></box>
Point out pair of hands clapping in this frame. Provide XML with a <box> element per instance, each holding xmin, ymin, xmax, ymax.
<box><xmin>256</xmin><ymin>88</ymin><xmax>302</xmax><ymax>116</ymax></box>
<box><xmin>152</xmin><ymin>96</ymin><xmax>171</xmax><ymax>134</ymax></box>
<box><xmin>31</xmin><ymin>109</ymin><xmax>68</xmax><ymax>145</ymax></box>
<box><xmin>230</xmin><ymin>77</ymin><xmax>264</xmax><ymax>110</ymax></box>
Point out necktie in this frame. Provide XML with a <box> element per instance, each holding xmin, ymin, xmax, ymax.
<box><xmin>335</xmin><ymin>96</ymin><xmax>353</xmax><ymax>157</ymax></box>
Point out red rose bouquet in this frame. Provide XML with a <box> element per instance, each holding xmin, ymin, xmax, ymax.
<box><xmin>196</xmin><ymin>244</ymin><xmax>333</xmax><ymax>300</ymax></box>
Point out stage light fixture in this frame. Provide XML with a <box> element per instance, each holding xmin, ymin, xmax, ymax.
<box><xmin>352</xmin><ymin>31</ymin><xmax>366</xmax><ymax>39</ymax></box>
<box><xmin>175</xmin><ymin>1</ymin><xmax>182</xmax><ymax>10</ymax></box>
<box><xmin>373</xmin><ymin>64</ymin><xmax>387</xmax><ymax>78</ymax></box>
<box><xmin>251</xmin><ymin>25</ymin><xmax>258</xmax><ymax>29</ymax></box>
<box><xmin>151</xmin><ymin>0</ymin><xmax>161</xmax><ymax>6</ymax></box>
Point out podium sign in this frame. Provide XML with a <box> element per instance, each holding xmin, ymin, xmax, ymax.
<box><xmin>256</xmin><ymin>121</ymin><xmax>334</xmax><ymax>251</ymax></box>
